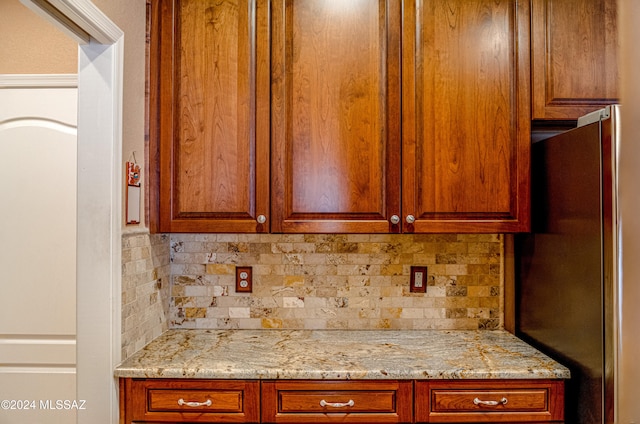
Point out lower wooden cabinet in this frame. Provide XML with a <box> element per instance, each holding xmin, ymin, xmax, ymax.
<box><xmin>119</xmin><ymin>378</ymin><xmax>564</xmax><ymax>424</ymax></box>
<box><xmin>119</xmin><ymin>378</ymin><xmax>260</xmax><ymax>423</ymax></box>
<box><xmin>261</xmin><ymin>380</ymin><xmax>413</xmax><ymax>423</ymax></box>
<box><xmin>415</xmin><ymin>380</ymin><xmax>564</xmax><ymax>423</ymax></box>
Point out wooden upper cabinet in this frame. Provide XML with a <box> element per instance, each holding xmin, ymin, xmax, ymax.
<box><xmin>270</xmin><ymin>0</ymin><xmax>402</xmax><ymax>233</ymax></box>
<box><xmin>401</xmin><ymin>0</ymin><xmax>531</xmax><ymax>232</ymax></box>
<box><xmin>531</xmin><ymin>0</ymin><xmax>619</xmax><ymax>120</ymax></box>
<box><xmin>149</xmin><ymin>0</ymin><xmax>531</xmax><ymax>234</ymax></box>
<box><xmin>149</xmin><ymin>0</ymin><xmax>270</xmax><ymax>232</ymax></box>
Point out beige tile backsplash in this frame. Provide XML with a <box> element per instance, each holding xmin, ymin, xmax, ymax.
<box><xmin>121</xmin><ymin>232</ymin><xmax>503</xmax><ymax>359</ymax></box>
<box><xmin>168</xmin><ymin>233</ymin><xmax>503</xmax><ymax>331</ymax></box>
<box><xmin>121</xmin><ymin>232</ymin><xmax>170</xmax><ymax>359</ymax></box>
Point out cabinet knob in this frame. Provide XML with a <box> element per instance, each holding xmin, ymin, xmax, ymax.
<box><xmin>257</xmin><ymin>215</ymin><xmax>267</xmax><ymax>224</ymax></box>
<box><xmin>405</xmin><ymin>215</ymin><xmax>415</xmax><ymax>224</ymax></box>
<box><xmin>390</xmin><ymin>215</ymin><xmax>400</xmax><ymax>225</ymax></box>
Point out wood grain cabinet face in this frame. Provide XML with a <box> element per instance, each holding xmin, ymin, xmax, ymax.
<box><xmin>261</xmin><ymin>380</ymin><xmax>413</xmax><ymax>423</ymax></box>
<box><xmin>149</xmin><ymin>0</ymin><xmax>531</xmax><ymax>234</ymax></box>
<box><xmin>415</xmin><ymin>380</ymin><xmax>565</xmax><ymax>423</ymax></box>
<box><xmin>270</xmin><ymin>0</ymin><xmax>402</xmax><ymax>233</ymax></box>
<box><xmin>120</xmin><ymin>378</ymin><xmax>260</xmax><ymax>423</ymax></box>
<box><xmin>119</xmin><ymin>378</ymin><xmax>565</xmax><ymax>423</ymax></box>
<box><xmin>402</xmin><ymin>0</ymin><xmax>531</xmax><ymax>233</ymax></box>
<box><xmin>149</xmin><ymin>0</ymin><xmax>270</xmax><ymax>233</ymax></box>
<box><xmin>531</xmin><ymin>0</ymin><xmax>619</xmax><ymax>120</ymax></box>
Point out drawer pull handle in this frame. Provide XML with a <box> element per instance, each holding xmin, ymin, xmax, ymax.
<box><xmin>177</xmin><ymin>398</ymin><xmax>212</xmax><ymax>408</ymax></box>
<box><xmin>473</xmin><ymin>397</ymin><xmax>508</xmax><ymax>407</ymax></box>
<box><xmin>320</xmin><ymin>399</ymin><xmax>355</xmax><ymax>408</ymax></box>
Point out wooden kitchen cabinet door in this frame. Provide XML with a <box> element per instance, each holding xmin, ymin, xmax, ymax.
<box><xmin>531</xmin><ymin>0</ymin><xmax>619</xmax><ymax>120</ymax></box>
<box><xmin>270</xmin><ymin>0</ymin><xmax>403</xmax><ymax>233</ymax></box>
<box><xmin>149</xmin><ymin>0</ymin><xmax>270</xmax><ymax>232</ymax></box>
<box><xmin>401</xmin><ymin>0</ymin><xmax>531</xmax><ymax>233</ymax></box>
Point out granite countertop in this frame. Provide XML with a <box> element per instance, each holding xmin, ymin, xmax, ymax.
<box><xmin>114</xmin><ymin>329</ymin><xmax>570</xmax><ymax>380</ymax></box>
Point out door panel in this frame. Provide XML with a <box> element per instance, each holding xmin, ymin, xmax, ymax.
<box><xmin>402</xmin><ymin>0</ymin><xmax>530</xmax><ymax>232</ymax></box>
<box><xmin>531</xmin><ymin>0</ymin><xmax>619</xmax><ymax>119</ymax></box>
<box><xmin>152</xmin><ymin>0</ymin><xmax>270</xmax><ymax>232</ymax></box>
<box><xmin>0</xmin><ymin>77</ymin><xmax>77</xmax><ymax>423</ymax></box>
<box><xmin>271</xmin><ymin>0</ymin><xmax>402</xmax><ymax>233</ymax></box>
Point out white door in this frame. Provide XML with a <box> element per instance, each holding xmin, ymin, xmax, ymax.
<box><xmin>0</xmin><ymin>76</ymin><xmax>77</xmax><ymax>423</ymax></box>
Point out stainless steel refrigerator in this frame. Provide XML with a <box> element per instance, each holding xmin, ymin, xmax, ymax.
<box><xmin>516</xmin><ymin>105</ymin><xmax>620</xmax><ymax>424</ymax></box>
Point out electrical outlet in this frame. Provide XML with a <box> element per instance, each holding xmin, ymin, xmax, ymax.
<box><xmin>410</xmin><ymin>266</ymin><xmax>427</xmax><ymax>293</ymax></box>
<box><xmin>236</xmin><ymin>266</ymin><xmax>253</xmax><ymax>293</ymax></box>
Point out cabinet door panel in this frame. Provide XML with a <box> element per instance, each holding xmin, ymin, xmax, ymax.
<box><xmin>271</xmin><ymin>0</ymin><xmax>402</xmax><ymax>233</ymax></box>
<box><xmin>415</xmin><ymin>379</ymin><xmax>565</xmax><ymax>423</ymax></box>
<box><xmin>402</xmin><ymin>0</ymin><xmax>530</xmax><ymax>233</ymax></box>
<box><xmin>151</xmin><ymin>0</ymin><xmax>269</xmax><ymax>232</ymax></box>
<box><xmin>120</xmin><ymin>378</ymin><xmax>260</xmax><ymax>423</ymax></box>
<box><xmin>261</xmin><ymin>380</ymin><xmax>413</xmax><ymax>423</ymax></box>
<box><xmin>531</xmin><ymin>0</ymin><xmax>619</xmax><ymax>120</ymax></box>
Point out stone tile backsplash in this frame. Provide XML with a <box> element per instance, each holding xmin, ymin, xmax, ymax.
<box><xmin>169</xmin><ymin>233</ymin><xmax>503</xmax><ymax>330</ymax></box>
<box><xmin>121</xmin><ymin>232</ymin><xmax>170</xmax><ymax>359</ymax></box>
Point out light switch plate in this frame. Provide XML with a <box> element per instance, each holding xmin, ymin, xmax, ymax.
<box><xmin>410</xmin><ymin>266</ymin><xmax>427</xmax><ymax>293</ymax></box>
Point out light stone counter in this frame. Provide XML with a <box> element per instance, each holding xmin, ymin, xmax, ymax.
<box><xmin>114</xmin><ymin>329</ymin><xmax>570</xmax><ymax>380</ymax></box>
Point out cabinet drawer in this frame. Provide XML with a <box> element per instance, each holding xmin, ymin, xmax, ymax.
<box><xmin>262</xmin><ymin>380</ymin><xmax>413</xmax><ymax>423</ymax></box>
<box><xmin>147</xmin><ymin>388</ymin><xmax>244</xmax><ymax>412</ymax></box>
<box><xmin>120</xmin><ymin>378</ymin><xmax>260</xmax><ymax>423</ymax></box>
<box><xmin>432</xmin><ymin>388</ymin><xmax>548</xmax><ymax>413</ymax></box>
<box><xmin>415</xmin><ymin>380</ymin><xmax>564</xmax><ymax>423</ymax></box>
<box><xmin>279</xmin><ymin>391</ymin><xmax>396</xmax><ymax>413</ymax></box>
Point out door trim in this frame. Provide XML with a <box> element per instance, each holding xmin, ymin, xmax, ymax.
<box><xmin>20</xmin><ymin>1</ymin><xmax>124</xmax><ymax>423</ymax></box>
